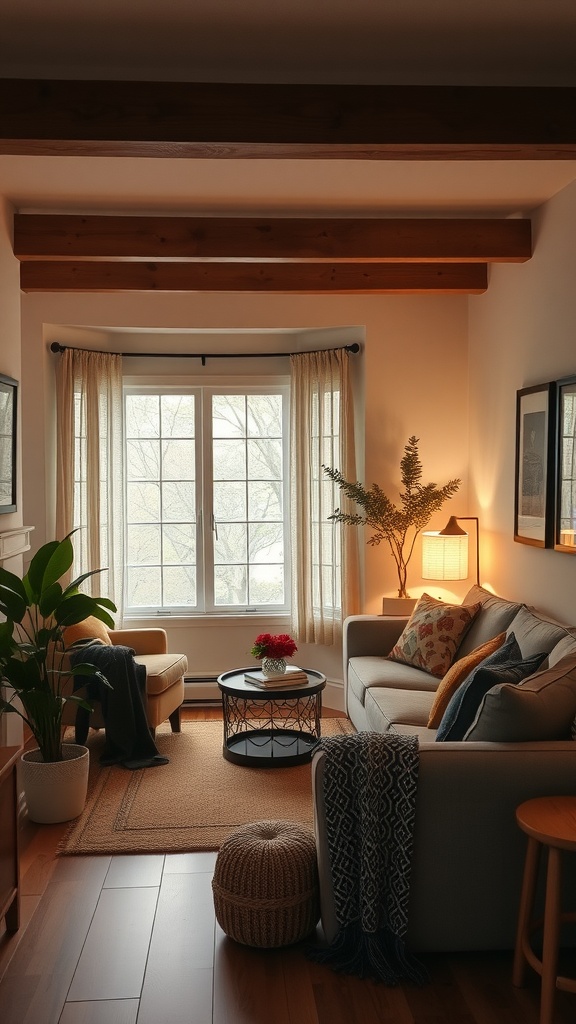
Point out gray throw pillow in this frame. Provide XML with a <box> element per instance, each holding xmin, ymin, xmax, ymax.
<box><xmin>464</xmin><ymin>654</ymin><xmax>576</xmax><ymax>742</ymax></box>
<box><xmin>435</xmin><ymin>632</ymin><xmax>547</xmax><ymax>742</ymax></box>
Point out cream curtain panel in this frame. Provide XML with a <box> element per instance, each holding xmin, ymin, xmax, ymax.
<box><xmin>290</xmin><ymin>348</ymin><xmax>360</xmax><ymax>644</ymax></box>
<box><xmin>55</xmin><ymin>348</ymin><xmax>125</xmax><ymax>620</ymax></box>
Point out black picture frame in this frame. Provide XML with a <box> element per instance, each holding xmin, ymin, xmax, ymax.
<box><xmin>514</xmin><ymin>382</ymin><xmax>556</xmax><ymax>547</ymax></box>
<box><xmin>554</xmin><ymin>374</ymin><xmax>576</xmax><ymax>553</ymax></box>
<box><xmin>0</xmin><ymin>373</ymin><xmax>18</xmax><ymax>514</ymax></box>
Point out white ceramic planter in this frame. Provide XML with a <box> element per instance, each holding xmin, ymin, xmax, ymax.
<box><xmin>20</xmin><ymin>742</ymin><xmax>89</xmax><ymax>823</ymax></box>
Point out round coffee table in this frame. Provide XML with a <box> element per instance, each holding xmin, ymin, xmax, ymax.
<box><xmin>217</xmin><ymin>667</ymin><xmax>326</xmax><ymax>767</ymax></box>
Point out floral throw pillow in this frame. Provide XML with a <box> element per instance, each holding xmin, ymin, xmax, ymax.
<box><xmin>388</xmin><ymin>593</ymin><xmax>482</xmax><ymax>679</ymax></box>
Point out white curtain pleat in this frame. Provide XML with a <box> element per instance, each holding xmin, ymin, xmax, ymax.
<box><xmin>55</xmin><ymin>349</ymin><xmax>125</xmax><ymax>621</ymax></box>
<box><xmin>55</xmin><ymin>349</ymin><xmax>75</xmax><ymax>542</ymax></box>
<box><xmin>290</xmin><ymin>348</ymin><xmax>360</xmax><ymax>645</ymax></box>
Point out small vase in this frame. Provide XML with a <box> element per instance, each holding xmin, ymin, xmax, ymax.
<box><xmin>261</xmin><ymin>656</ymin><xmax>287</xmax><ymax>677</ymax></box>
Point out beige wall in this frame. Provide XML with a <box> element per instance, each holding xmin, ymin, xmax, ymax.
<box><xmin>0</xmin><ymin>198</ymin><xmax>23</xmax><ymax>745</ymax></box>
<box><xmin>468</xmin><ymin>178</ymin><xmax>576</xmax><ymax>623</ymax></box>
<box><xmin>19</xmin><ymin>289</ymin><xmax>469</xmax><ymax>696</ymax></box>
<box><xmin>0</xmin><ymin>198</ymin><xmax>21</xmax><ymax>530</ymax></box>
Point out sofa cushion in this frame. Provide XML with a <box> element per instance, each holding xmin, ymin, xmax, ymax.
<box><xmin>388</xmin><ymin>593</ymin><xmax>482</xmax><ymax>679</ymax></box>
<box><xmin>390</xmin><ymin>723</ymin><xmax>439</xmax><ymax>742</ymax></box>
<box><xmin>435</xmin><ymin>633</ymin><xmax>548</xmax><ymax>741</ymax></box>
<box><xmin>134</xmin><ymin>652</ymin><xmax>188</xmax><ymax>695</ymax></box>
<box><xmin>463</xmin><ymin>654</ymin><xmax>576</xmax><ymax>742</ymax></box>
<box><xmin>455</xmin><ymin>585</ymin><xmax>522</xmax><ymax>659</ymax></box>
<box><xmin>364</xmin><ymin>686</ymin><xmax>435</xmax><ymax>733</ymax></box>
<box><xmin>62</xmin><ymin>615</ymin><xmax>113</xmax><ymax>647</ymax></box>
<box><xmin>348</xmin><ymin>655</ymin><xmax>439</xmax><ymax>707</ymax></box>
<box><xmin>506</xmin><ymin>605</ymin><xmax>575</xmax><ymax>659</ymax></box>
<box><xmin>550</xmin><ymin>634</ymin><xmax>576</xmax><ymax>666</ymax></box>
<box><xmin>427</xmin><ymin>632</ymin><xmax>506</xmax><ymax>728</ymax></box>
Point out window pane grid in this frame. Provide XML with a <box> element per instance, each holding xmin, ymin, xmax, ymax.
<box><xmin>310</xmin><ymin>389</ymin><xmax>342</xmax><ymax>615</ymax></box>
<box><xmin>123</xmin><ymin>386</ymin><xmax>288</xmax><ymax>614</ymax></box>
<box><xmin>125</xmin><ymin>392</ymin><xmax>197</xmax><ymax>610</ymax></box>
<box><xmin>211</xmin><ymin>392</ymin><xmax>286</xmax><ymax>609</ymax></box>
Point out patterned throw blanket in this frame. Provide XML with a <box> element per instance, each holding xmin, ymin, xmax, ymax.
<box><xmin>308</xmin><ymin>731</ymin><xmax>427</xmax><ymax>984</ymax></box>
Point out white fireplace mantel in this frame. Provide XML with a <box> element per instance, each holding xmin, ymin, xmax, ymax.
<box><xmin>0</xmin><ymin>526</ymin><xmax>34</xmax><ymax>563</ymax></box>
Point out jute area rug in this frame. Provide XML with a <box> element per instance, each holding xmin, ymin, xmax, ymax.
<box><xmin>58</xmin><ymin>717</ymin><xmax>354</xmax><ymax>856</ymax></box>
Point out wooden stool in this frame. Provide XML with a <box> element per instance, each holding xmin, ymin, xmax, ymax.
<box><xmin>513</xmin><ymin>796</ymin><xmax>576</xmax><ymax>1024</ymax></box>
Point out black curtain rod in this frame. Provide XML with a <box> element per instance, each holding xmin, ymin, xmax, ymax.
<box><xmin>50</xmin><ymin>341</ymin><xmax>360</xmax><ymax>366</ymax></box>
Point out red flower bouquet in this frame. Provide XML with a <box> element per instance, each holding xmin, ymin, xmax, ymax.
<box><xmin>250</xmin><ymin>632</ymin><xmax>298</xmax><ymax>660</ymax></box>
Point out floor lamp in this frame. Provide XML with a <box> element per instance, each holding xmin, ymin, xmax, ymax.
<box><xmin>421</xmin><ymin>515</ymin><xmax>480</xmax><ymax>587</ymax></box>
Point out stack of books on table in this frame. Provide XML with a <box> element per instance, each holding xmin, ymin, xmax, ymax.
<box><xmin>244</xmin><ymin>666</ymin><xmax>309</xmax><ymax>688</ymax></box>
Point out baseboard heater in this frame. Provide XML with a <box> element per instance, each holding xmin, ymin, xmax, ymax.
<box><xmin>183</xmin><ymin>675</ymin><xmax>221</xmax><ymax>703</ymax></box>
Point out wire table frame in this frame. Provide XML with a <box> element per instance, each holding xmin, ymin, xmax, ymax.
<box><xmin>217</xmin><ymin>668</ymin><xmax>326</xmax><ymax>767</ymax></box>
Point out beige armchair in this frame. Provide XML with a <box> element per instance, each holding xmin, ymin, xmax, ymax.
<box><xmin>61</xmin><ymin>625</ymin><xmax>187</xmax><ymax>744</ymax></box>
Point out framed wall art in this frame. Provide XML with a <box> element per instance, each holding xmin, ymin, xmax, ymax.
<box><xmin>514</xmin><ymin>382</ymin><xmax>555</xmax><ymax>547</ymax></box>
<box><xmin>554</xmin><ymin>374</ymin><xmax>576</xmax><ymax>552</ymax></box>
<box><xmin>0</xmin><ymin>373</ymin><xmax>18</xmax><ymax>514</ymax></box>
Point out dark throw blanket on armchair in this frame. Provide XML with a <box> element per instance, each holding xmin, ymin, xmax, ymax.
<box><xmin>307</xmin><ymin>731</ymin><xmax>427</xmax><ymax>985</ymax></box>
<box><xmin>70</xmin><ymin>643</ymin><xmax>169</xmax><ymax>770</ymax></box>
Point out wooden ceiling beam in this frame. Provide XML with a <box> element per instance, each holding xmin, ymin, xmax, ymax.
<box><xmin>19</xmin><ymin>260</ymin><xmax>488</xmax><ymax>294</ymax></box>
<box><xmin>1</xmin><ymin>80</ymin><xmax>576</xmax><ymax>159</ymax></box>
<box><xmin>14</xmin><ymin>215</ymin><xmax>531</xmax><ymax>263</ymax></box>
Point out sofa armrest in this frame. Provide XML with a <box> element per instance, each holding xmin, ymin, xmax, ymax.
<box><xmin>343</xmin><ymin>614</ymin><xmax>408</xmax><ymax>662</ymax></box>
<box><xmin>313</xmin><ymin>739</ymin><xmax>576</xmax><ymax>951</ymax></box>
<box><xmin>107</xmin><ymin>628</ymin><xmax>168</xmax><ymax>655</ymax></box>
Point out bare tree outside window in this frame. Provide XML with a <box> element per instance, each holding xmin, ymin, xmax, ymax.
<box><xmin>124</xmin><ymin>387</ymin><xmax>289</xmax><ymax>613</ymax></box>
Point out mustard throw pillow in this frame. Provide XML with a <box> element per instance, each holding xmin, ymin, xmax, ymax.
<box><xmin>388</xmin><ymin>593</ymin><xmax>482</xmax><ymax>679</ymax></box>
<box><xmin>63</xmin><ymin>615</ymin><xmax>112</xmax><ymax>647</ymax></box>
<box><xmin>427</xmin><ymin>632</ymin><xmax>506</xmax><ymax>728</ymax></box>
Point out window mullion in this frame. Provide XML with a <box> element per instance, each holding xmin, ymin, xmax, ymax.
<box><xmin>202</xmin><ymin>389</ymin><xmax>216</xmax><ymax>613</ymax></box>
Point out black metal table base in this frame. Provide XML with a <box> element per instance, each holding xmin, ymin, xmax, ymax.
<box><xmin>218</xmin><ymin>676</ymin><xmax>325</xmax><ymax>767</ymax></box>
<box><xmin>223</xmin><ymin>727</ymin><xmax>320</xmax><ymax>766</ymax></box>
<box><xmin>219</xmin><ymin>684</ymin><xmax>323</xmax><ymax>765</ymax></box>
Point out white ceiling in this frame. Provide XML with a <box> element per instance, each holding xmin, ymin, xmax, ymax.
<box><xmin>1</xmin><ymin>0</ymin><xmax>576</xmax><ymax>218</ymax></box>
<box><xmin>2</xmin><ymin>156</ymin><xmax>576</xmax><ymax>220</ymax></box>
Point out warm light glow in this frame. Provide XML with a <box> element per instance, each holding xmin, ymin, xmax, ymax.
<box><xmin>421</xmin><ymin>531</ymin><xmax>469</xmax><ymax>581</ymax></box>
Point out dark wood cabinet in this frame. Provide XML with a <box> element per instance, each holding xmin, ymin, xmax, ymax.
<box><xmin>0</xmin><ymin>746</ymin><xmax>20</xmax><ymax>932</ymax></box>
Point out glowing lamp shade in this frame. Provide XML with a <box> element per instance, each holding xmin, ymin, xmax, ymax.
<box><xmin>421</xmin><ymin>515</ymin><xmax>479</xmax><ymax>584</ymax></box>
<box><xmin>421</xmin><ymin>531</ymin><xmax>469</xmax><ymax>581</ymax></box>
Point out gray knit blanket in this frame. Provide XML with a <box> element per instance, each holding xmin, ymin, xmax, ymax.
<box><xmin>307</xmin><ymin>731</ymin><xmax>427</xmax><ymax>984</ymax></box>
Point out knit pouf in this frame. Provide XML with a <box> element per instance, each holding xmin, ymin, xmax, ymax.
<box><xmin>212</xmin><ymin>819</ymin><xmax>320</xmax><ymax>947</ymax></box>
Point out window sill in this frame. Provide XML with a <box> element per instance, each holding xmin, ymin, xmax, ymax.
<box><xmin>123</xmin><ymin>613</ymin><xmax>291</xmax><ymax>629</ymax></box>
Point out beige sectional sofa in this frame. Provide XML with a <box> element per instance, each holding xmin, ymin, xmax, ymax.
<box><xmin>313</xmin><ymin>585</ymin><xmax>576</xmax><ymax>952</ymax></box>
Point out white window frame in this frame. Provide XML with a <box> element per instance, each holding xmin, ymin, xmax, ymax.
<box><xmin>123</xmin><ymin>376</ymin><xmax>291</xmax><ymax>616</ymax></box>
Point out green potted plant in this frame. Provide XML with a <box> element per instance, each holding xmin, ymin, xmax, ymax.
<box><xmin>324</xmin><ymin>436</ymin><xmax>460</xmax><ymax>611</ymax></box>
<box><xmin>0</xmin><ymin>532</ymin><xmax>116</xmax><ymax>822</ymax></box>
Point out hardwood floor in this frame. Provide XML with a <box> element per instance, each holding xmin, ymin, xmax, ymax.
<box><xmin>1</xmin><ymin>707</ymin><xmax>575</xmax><ymax>1024</ymax></box>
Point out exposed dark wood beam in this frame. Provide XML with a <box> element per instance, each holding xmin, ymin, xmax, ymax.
<box><xmin>14</xmin><ymin>215</ymin><xmax>531</xmax><ymax>263</ymax></box>
<box><xmin>19</xmin><ymin>260</ymin><xmax>488</xmax><ymax>293</ymax></box>
<box><xmin>1</xmin><ymin>80</ymin><xmax>576</xmax><ymax>160</ymax></box>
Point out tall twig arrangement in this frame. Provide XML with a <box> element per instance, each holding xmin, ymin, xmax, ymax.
<box><xmin>324</xmin><ymin>436</ymin><xmax>460</xmax><ymax>598</ymax></box>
